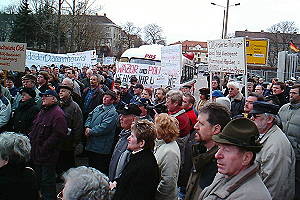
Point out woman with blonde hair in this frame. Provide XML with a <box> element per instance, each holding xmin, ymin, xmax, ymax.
<box><xmin>154</xmin><ymin>113</ymin><xmax>181</xmax><ymax>200</ymax></box>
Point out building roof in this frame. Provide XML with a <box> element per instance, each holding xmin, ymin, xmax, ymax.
<box><xmin>89</xmin><ymin>14</ymin><xmax>116</xmax><ymax>25</ymax></box>
<box><xmin>171</xmin><ymin>40</ymin><xmax>207</xmax><ymax>48</ymax></box>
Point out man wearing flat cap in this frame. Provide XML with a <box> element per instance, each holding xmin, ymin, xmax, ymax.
<box><xmin>84</xmin><ymin>90</ymin><xmax>118</xmax><ymax>175</ymax></box>
<box><xmin>130</xmin><ymin>83</ymin><xmax>144</xmax><ymax>104</ymax></box>
<box><xmin>199</xmin><ymin>118</ymin><xmax>272</xmax><ymax>200</ymax></box>
<box><xmin>109</xmin><ymin>103</ymin><xmax>142</xmax><ymax>181</ymax></box>
<box><xmin>30</xmin><ymin>89</ymin><xmax>68</xmax><ymax>200</ymax></box>
<box><xmin>56</xmin><ymin>84</ymin><xmax>83</xmax><ymax>176</ymax></box>
<box><xmin>12</xmin><ymin>74</ymin><xmax>42</xmax><ymax>111</ymax></box>
<box><xmin>10</xmin><ymin>87</ymin><xmax>40</xmax><ymax>135</ymax></box>
<box><xmin>250</xmin><ymin>101</ymin><xmax>295</xmax><ymax>200</ymax></box>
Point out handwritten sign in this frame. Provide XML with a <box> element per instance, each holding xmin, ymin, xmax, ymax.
<box><xmin>208</xmin><ymin>37</ymin><xmax>246</xmax><ymax>74</ymax></box>
<box><xmin>161</xmin><ymin>44</ymin><xmax>182</xmax><ymax>86</ymax></box>
<box><xmin>0</xmin><ymin>42</ymin><xmax>27</xmax><ymax>72</ymax></box>
<box><xmin>115</xmin><ymin>62</ymin><xmax>168</xmax><ymax>87</ymax></box>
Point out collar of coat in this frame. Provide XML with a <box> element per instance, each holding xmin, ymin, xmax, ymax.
<box><xmin>212</xmin><ymin>164</ymin><xmax>259</xmax><ymax>198</ymax></box>
<box><xmin>227</xmin><ymin>92</ymin><xmax>243</xmax><ymax>101</ymax></box>
<box><xmin>258</xmin><ymin>125</ymin><xmax>280</xmax><ymax>144</ymax></box>
<box><xmin>289</xmin><ymin>102</ymin><xmax>300</xmax><ymax>109</ymax></box>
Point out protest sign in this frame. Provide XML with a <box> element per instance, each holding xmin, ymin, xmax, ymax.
<box><xmin>115</xmin><ymin>62</ymin><xmax>168</xmax><ymax>87</ymax></box>
<box><xmin>161</xmin><ymin>44</ymin><xmax>182</xmax><ymax>86</ymax></box>
<box><xmin>0</xmin><ymin>42</ymin><xmax>27</xmax><ymax>72</ymax></box>
<box><xmin>103</xmin><ymin>57</ymin><xmax>115</xmax><ymax>65</ymax></box>
<box><xmin>208</xmin><ymin>37</ymin><xmax>246</xmax><ymax>74</ymax></box>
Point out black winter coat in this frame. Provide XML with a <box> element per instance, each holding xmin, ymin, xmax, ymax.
<box><xmin>11</xmin><ymin>98</ymin><xmax>40</xmax><ymax>135</ymax></box>
<box><xmin>113</xmin><ymin>149</ymin><xmax>159</xmax><ymax>200</ymax></box>
<box><xmin>0</xmin><ymin>163</ymin><xmax>39</xmax><ymax>200</ymax></box>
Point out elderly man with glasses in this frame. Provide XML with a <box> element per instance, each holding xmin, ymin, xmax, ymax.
<box><xmin>250</xmin><ymin>101</ymin><xmax>295</xmax><ymax>200</ymax></box>
<box><xmin>226</xmin><ymin>81</ymin><xmax>245</xmax><ymax>118</ymax></box>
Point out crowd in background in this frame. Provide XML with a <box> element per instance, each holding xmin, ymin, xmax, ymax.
<box><xmin>0</xmin><ymin>63</ymin><xmax>299</xmax><ymax>200</ymax></box>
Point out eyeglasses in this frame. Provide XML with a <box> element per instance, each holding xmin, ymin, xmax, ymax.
<box><xmin>57</xmin><ymin>190</ymin><xmax>63</xmax><ymax>200</ymax></box>
<box><xmin>43</xmin><ymin>94</ymin><xmax>53</xmax><ymax>98</ymax></box>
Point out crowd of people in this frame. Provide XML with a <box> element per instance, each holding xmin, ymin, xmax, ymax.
<box><xmin>0</xmin><ymin>64</ymin><xmax>299</xmax><ymax>200</ymax></box>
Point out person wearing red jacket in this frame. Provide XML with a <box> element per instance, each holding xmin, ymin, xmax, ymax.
<box><xmin>182</xmin><ymin>93</ymin><xmax>198</xmax><ymax>127</ymax></box>
<box><xmin>166</xmin><ymin>90</ymin><xmax>191</xmax><ymax>137</ymax></box>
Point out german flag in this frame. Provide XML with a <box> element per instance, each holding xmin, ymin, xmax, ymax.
<box><xmin>289</xmin><ymin>41</ymin><xmax>300</xmax><ymax>52</ymax></box>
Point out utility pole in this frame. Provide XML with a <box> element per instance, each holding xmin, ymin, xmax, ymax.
<box><xmin>224</xmin><ymin>0</ymin><xmax>229</xmax><ymax>38</ymax></box>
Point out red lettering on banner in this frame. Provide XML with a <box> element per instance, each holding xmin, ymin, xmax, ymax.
<box><xmin>117</xmin><ymin>64</ymin><xmax>138</xmax><ymax>74</ymax></box>
<box><xmin>148</xmin><ymin>66</ymin><xmax>161</xmax><ymax>75</ymax></box>
<box><xmin>144</xmin><ymin>54</ymin><xmax>156</xmax><ymax>60</ymax></box>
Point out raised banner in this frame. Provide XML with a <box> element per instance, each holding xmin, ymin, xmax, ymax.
<box><xmin>0</xmin><ymin>42</ymin><xmax>27</xmax><ymax>72</ymax></box>
<box><xmin>115</xmin><ymin>62</ymin><xmax>168</xmax><ymax>87</ymax></box>
<box><xmin>208</xmin><ymin>37</ymin><xmax>246</xmax><ymax>74</ymax></box>
<box><xmin>26</xmin><ymin>49</ymin><xmax>96</xmax><ymax>68</ymax></box>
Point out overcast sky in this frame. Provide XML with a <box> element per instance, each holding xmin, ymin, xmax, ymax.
<box><xmin>1</xmin><ymin>0</ymin><xmax>299</xmax><ymax>44</ymax></box>
<box><xmin>99</xmin><ymin>0</ymin><xmax>300</xmax><ymax>44</ymax></box>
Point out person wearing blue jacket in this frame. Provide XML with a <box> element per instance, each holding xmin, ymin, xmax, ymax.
<box><xmin>85</xmin><ymin>90</ymin><xmax>118</xmax><ymax>175</ymax></box>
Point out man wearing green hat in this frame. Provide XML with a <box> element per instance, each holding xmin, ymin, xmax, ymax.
<box><xmin>199</xmin><ymin>118</ymin><xmax>271</xmax><ymax>200</ymax></box>
<box><xmin>251</xmin><ymin>101</ymin><xmax>295</xmax><ymax>200</ymax></box>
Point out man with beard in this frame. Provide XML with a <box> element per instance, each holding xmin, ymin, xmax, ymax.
<box><xmin>199</xmin><ymin>118</ymin><xmax>271</xmax><ymax>200</ymax></box>
<box><xmin>185</xmin><ymin>103</ymin><xmax>231</xmax><ymax>200</ymax></box>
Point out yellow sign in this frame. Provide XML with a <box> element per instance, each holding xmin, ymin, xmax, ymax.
<box><xmin>246</xmin><ymin>39</ymin><xmax>269</xmax><ymax>65</ymax></box>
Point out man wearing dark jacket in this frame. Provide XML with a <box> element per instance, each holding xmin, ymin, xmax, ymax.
<box><xmin>272</xmin><ymin>81</ymin><xmax>289</xmax><ymax>107</ymax></box>
<box><xmin>109</xmin><ymin>104</ymin><xmax>141</xmax><ymax>181</ymax></box>
<box><xmin>57</xmin><ymin>84</ymin><xmax>83</xmax><ymax>177</ymax></box>
<box><xmin>185</xmin><ymin>103</ymin><xmax>231</xmax><ymax>200</ymax></box>
<box><xmin>29</xmin><ymin>89</ymin><xmax>68</xmax><ymax>200</ymax></box>
<box><xmin>82</xmin><ymin>74</ymin><xmax>104</xmax><ymax>121</ymax></box>
<box><xmin>11</xmin><ymin>87</ymin><xmax>40</xmax><ymax>135</ymax></box>
<box><xmin>226</xmin><ymin>81</ymin><xmax>245</xmax><ymax>117</ymax></box>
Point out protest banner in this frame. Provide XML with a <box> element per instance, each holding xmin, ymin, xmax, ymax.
<box><xmin>115</xmin><ymin>62</ymin><xmax>168</xmax><ymax>87</ymax></box>
<box><xmin>208</xmin><ymin>37</ymin><xmax>246</xmax><ymax>74</ymax></box>
<box><xmin>26</xmin><ymin>49</ymin><xmax>96</xmax><ymax>68</ymax></box>
<box><xmin>161</xmin><ymin>44</ymin><xmax>182</xmax><ymax>86</ymax></box>
<box><xmin>0</xmin><ymin>42</ymin><xmax>27</xmax><ymax>72</ymax></box>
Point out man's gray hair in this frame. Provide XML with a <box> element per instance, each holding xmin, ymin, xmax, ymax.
<box><xmin>62</xmin><ymin>166</ymin><xmax>112</xmax><ymax>200</ymax></box>
<box><xmin>62</xmin><ymin>78</ymin><xmax>74</xmax><ymax>89</ymax></box>
<box><xmin>166</xmin><ymin>90</ymin><xmax>183</xmax><ymax>106</ymax></box>
<box><xmin>264</xmin><ymin>113</ymin><xmax>281</xmax><ymax>127</ymax></box>
<box><xmin>0</xmin><ymin>132</ymin><xmax>31</xmax><ymax>165</ymax></box>
<box><xmin>227</xmin><ymin>81</ymin><xmax>241</xmax><ymax>90</ymax></box>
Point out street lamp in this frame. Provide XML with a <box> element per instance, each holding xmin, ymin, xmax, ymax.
<box><xmin>211</xmin><ymin>1</ymin><xmax>240</xmax><ymax>39</ymax></box>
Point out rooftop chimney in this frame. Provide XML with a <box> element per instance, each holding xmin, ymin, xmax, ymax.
<box><xmin>104</xmin><ymin>13</ymin><xmax>106</xmax><ymax>17</ymax></box>
<box><xmin>261</xmin><ymin>30</ymin><xmax>264</xmax><ymax>32</ymax></box>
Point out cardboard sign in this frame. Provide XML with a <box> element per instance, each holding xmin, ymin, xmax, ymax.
<box><xmin>161</xmin><ymin>44</ymin><xmax>182</xmax><ymax>86</ymax></box>
<box><xmin>0</xmin><ymin>42</ymin><xmax>27</xmax><ymax>72</ymax></box>
<box><xmin>208</xmin><ymin>37</ymin><xmax>246</xmax><ymax>74</ymax></box>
